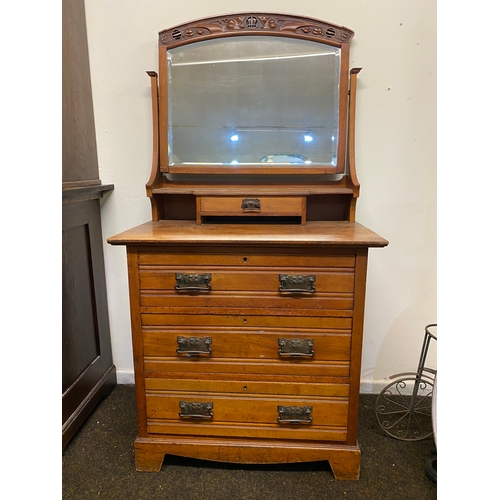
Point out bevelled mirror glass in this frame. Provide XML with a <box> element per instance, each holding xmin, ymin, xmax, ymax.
<box><xmin>167</xmin><ymin>36</ymin><xmax>341</xmax><ymax>168</ymax></box>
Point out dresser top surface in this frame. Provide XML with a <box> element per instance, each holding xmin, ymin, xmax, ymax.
<box><xmin>108</xmin><ymin>220</ymin><xmax>388</xmax><ymax>248</ymax></box>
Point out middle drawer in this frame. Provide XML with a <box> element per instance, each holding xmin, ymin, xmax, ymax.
<box><xmin>143</xmin><ymin>328</ymin><xmax>351</xmax><ymax>362</ymax></box>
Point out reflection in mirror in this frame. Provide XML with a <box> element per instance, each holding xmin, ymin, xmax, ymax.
<box><xmin>167</xmin><ymin>36</ymin><xmax>341</xmax><ymax>168</ymax></box>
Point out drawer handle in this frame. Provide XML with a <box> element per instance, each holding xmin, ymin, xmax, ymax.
<box><xmin>277</xmin><ymin>405</ymin><xmax>313</xmax><ymax>424</ymax></box>
<box><xmin>179</xmin><ymin>401</ymin><xmax>213</xmax><ymax>419</ymax></box>
<box><xmin>278</xmin><ymin>338</ymin><xmax>314</xmax><ymax>357</ymax></box>
<box><xmin>175</xmin><ymin>273</ymin><xmax>212</xmax><ymax>291</ymax></box>
<box><xmin>241</xmin><ymin>198</ymin><xmax>261</xmax><ymax>211</ymax></box>
<box><xmin>278</xmin><ymin>274</ymin><xmax>316</xmax><ymax>293</ymax></box>
<box><xmin>177</xmin><ymin>336</ymin><xmax>212</xmax><ymax>355</ymax></box>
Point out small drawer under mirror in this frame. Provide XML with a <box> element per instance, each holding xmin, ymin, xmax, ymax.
<box><xmin>197</xmin><ymin>196</ymin><xmax>306</xmax><ymax>224</ymax></box>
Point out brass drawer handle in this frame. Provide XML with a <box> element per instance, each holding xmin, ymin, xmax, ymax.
<box><xmin>175</xmin><ymin>273</ymin><xmax>212</xmax><ymax>291</ymax></box>
<box><xmin>179</xmin><ymin>401</ymin><xmax>213</xmax><ymax>419</ymax></box>
<box><xmin>277</xmin><ymin>405</ymin><xmax>313</xmax><ymax>424</ymax></box>
<box><xmin>278</xmin><ymin>338</ymin><xmax>314</xmax><ymax>357</ymax></box>
<box><xmin>177</xmin><ymin>336</ymin><xmax>212</xmax><ymax>355</ymax></box>
<box><xmin>278</xmin><ymin>274</ymin><xmax>316</xmax><ymax>293</ymax></box>
<box><xmin>241</xmin><ymin>198</ymin><xmax>261</xmax><ymax>211</ymax></box>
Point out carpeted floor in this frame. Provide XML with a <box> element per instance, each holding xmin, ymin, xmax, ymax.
<box><xmin>62</xmin><ymin>385</ymin><xmax>436</xmax><ymax>499</ymax></box>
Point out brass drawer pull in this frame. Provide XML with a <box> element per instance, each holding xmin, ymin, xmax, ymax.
<box><xmin>177</xmin><ymin>336</ymin><xmax>212</xmax><ymax>355</ymax></box>
<box><xmin>277</xmin><ymin>405</ymin><xmax>313</xmax><ymax>424</ymax></box>
<box><xmin>278</xmin><ymin>274</ymin><xmax>316</xmax><ymax>293</ymax></box>
<box><xmin>241</xmin><ymin>198</ymin><xmax>261</xmax><ymax>211</ymax></box>
<box><xmin>175</xmin><ymin>273</ymin><xmax>212</xmax><ymax>291</ymax></box>
<box><xmin>278</xmin><ymin>338</ymin><xmax>314</xmax><ymax>357</ymax></box>
<box><xmin>179</xmin><ymin>401</ymin><xmax>213</xmax><ymax>419</ymax></box>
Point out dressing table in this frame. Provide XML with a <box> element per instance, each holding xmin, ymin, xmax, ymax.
<box><xmin>108</xmin><ymin>13</ymin><xmax>388</xmax><ymax>480</ymax></box>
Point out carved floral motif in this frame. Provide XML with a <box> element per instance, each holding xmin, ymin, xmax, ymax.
<box><xmin>159</xmin><ymin>14</ymin><xmax>353</xmax><ymax>46</ymax></box>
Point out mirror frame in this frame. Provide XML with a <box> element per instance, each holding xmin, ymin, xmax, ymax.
<box><xmin>157</xmin><ymin>13</ymin><xmax>354</xmax><ymax>175</ymax></box>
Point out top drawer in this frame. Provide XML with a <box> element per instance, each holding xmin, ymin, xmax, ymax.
<box><xmin>138</xmin><ymin>249</ymin><xmax>356</xmax><ymax>312</ymax></box>
<box><xmin>139</xmin><ymin>251</ymin><xmax>355</xmax><ymax>312</ymax></box>
<box><xmin>141</xmin><ymin>270</ymin><xmax>353</xmax><ymax>294</ymax></box>
<box><xmin>138</xmin><ymin>250</ymin><xmax>355</xmax><ymax>269</ymax></box>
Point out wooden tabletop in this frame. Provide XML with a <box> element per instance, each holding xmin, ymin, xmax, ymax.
<box><xmin>108</xmin><ymin>220</ymin><xmax>388</xmax><ymax>247</ymax></box>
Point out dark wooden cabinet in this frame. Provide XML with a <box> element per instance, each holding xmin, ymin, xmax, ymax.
<box><xmin>62</xmin><ymin>0</ymin><xmax>116</xmax><ymax>447</ymax></box>
<box><xmin>108</xmin><ymin>13</ymin><xmax>388</xmax><ymax>479</ymax></box>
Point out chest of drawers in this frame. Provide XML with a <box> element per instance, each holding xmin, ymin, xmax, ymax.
<box><xmin>108</xmin><ymin>13</ymin><xmax>389</xmax><ymax>479</ymax></box>
<box><xmin>109</xmin><ymin>220</ymin><xmax>387</xmax><ymax>479</ymax></box>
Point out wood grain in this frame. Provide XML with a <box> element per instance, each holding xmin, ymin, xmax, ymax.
<box><xmin>108</xmin><ymin>220</ymin><xmax>388</xmax><ymax>247</ymax></box>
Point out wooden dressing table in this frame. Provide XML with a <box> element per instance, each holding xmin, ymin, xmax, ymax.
<box><xmin>108</xmin><ymin>13</ymin><xmax>388</xmax><ymax>480</ymax></box>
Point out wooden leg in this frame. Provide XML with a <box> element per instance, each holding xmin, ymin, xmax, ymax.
<box><xmin>135</xmin><ymin>448</ymin><xmax>165</xmax><ymax>472</ymax></box>
<box><xmin>328</xmin><ymin>448</ymin><xmax>361</xmax><ymax>480</ymax></box>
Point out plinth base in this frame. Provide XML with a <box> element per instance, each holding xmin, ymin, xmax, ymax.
<box><xmin>134</xmin><ymin>436</ymin><xmax>361</xmax><ymax>480</ymax></box>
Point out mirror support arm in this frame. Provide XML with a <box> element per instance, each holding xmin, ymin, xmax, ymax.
<box><xmin>347</xmin><ymin>68</ymin><xmax>362</xmax><ymax>222</ymax></box>
<box><xmin>145</xmin><ymin>71</ymin><xmax>163</xmax><ymax>221</ymax></box>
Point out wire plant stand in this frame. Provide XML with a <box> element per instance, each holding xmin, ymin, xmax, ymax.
<box><xmin>375</xmin><ymin>324</ymin><xmax>437</xmax><ymax>441</ymax></box>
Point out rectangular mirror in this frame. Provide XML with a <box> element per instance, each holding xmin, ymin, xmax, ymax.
<box><xmin>167</xmin><ymin>36</ymin><xmax>341</xmax><ymax>170</ymax></box>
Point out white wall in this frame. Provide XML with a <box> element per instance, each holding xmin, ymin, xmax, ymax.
<box><xmin>85</xmin><ymin>0</ymin><xmax>437</xmax><ymax>392</ymax></box>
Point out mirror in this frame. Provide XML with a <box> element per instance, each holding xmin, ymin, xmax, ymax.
<box><xmin>167</xmin><ymin>36</ymin><xmax>341</xmax><ymax>169</ymax></box>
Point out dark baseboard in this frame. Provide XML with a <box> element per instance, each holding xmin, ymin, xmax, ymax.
<box><xmin>62</xmin><ymin>365</ymin><xmax>117</xmax><ymax>448</ymax></box>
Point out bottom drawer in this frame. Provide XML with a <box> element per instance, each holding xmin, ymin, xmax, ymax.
<box><xmin>146</xmin><ymin>390</ymin><xmax>348</xmax><ymax>442</ymax></box>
